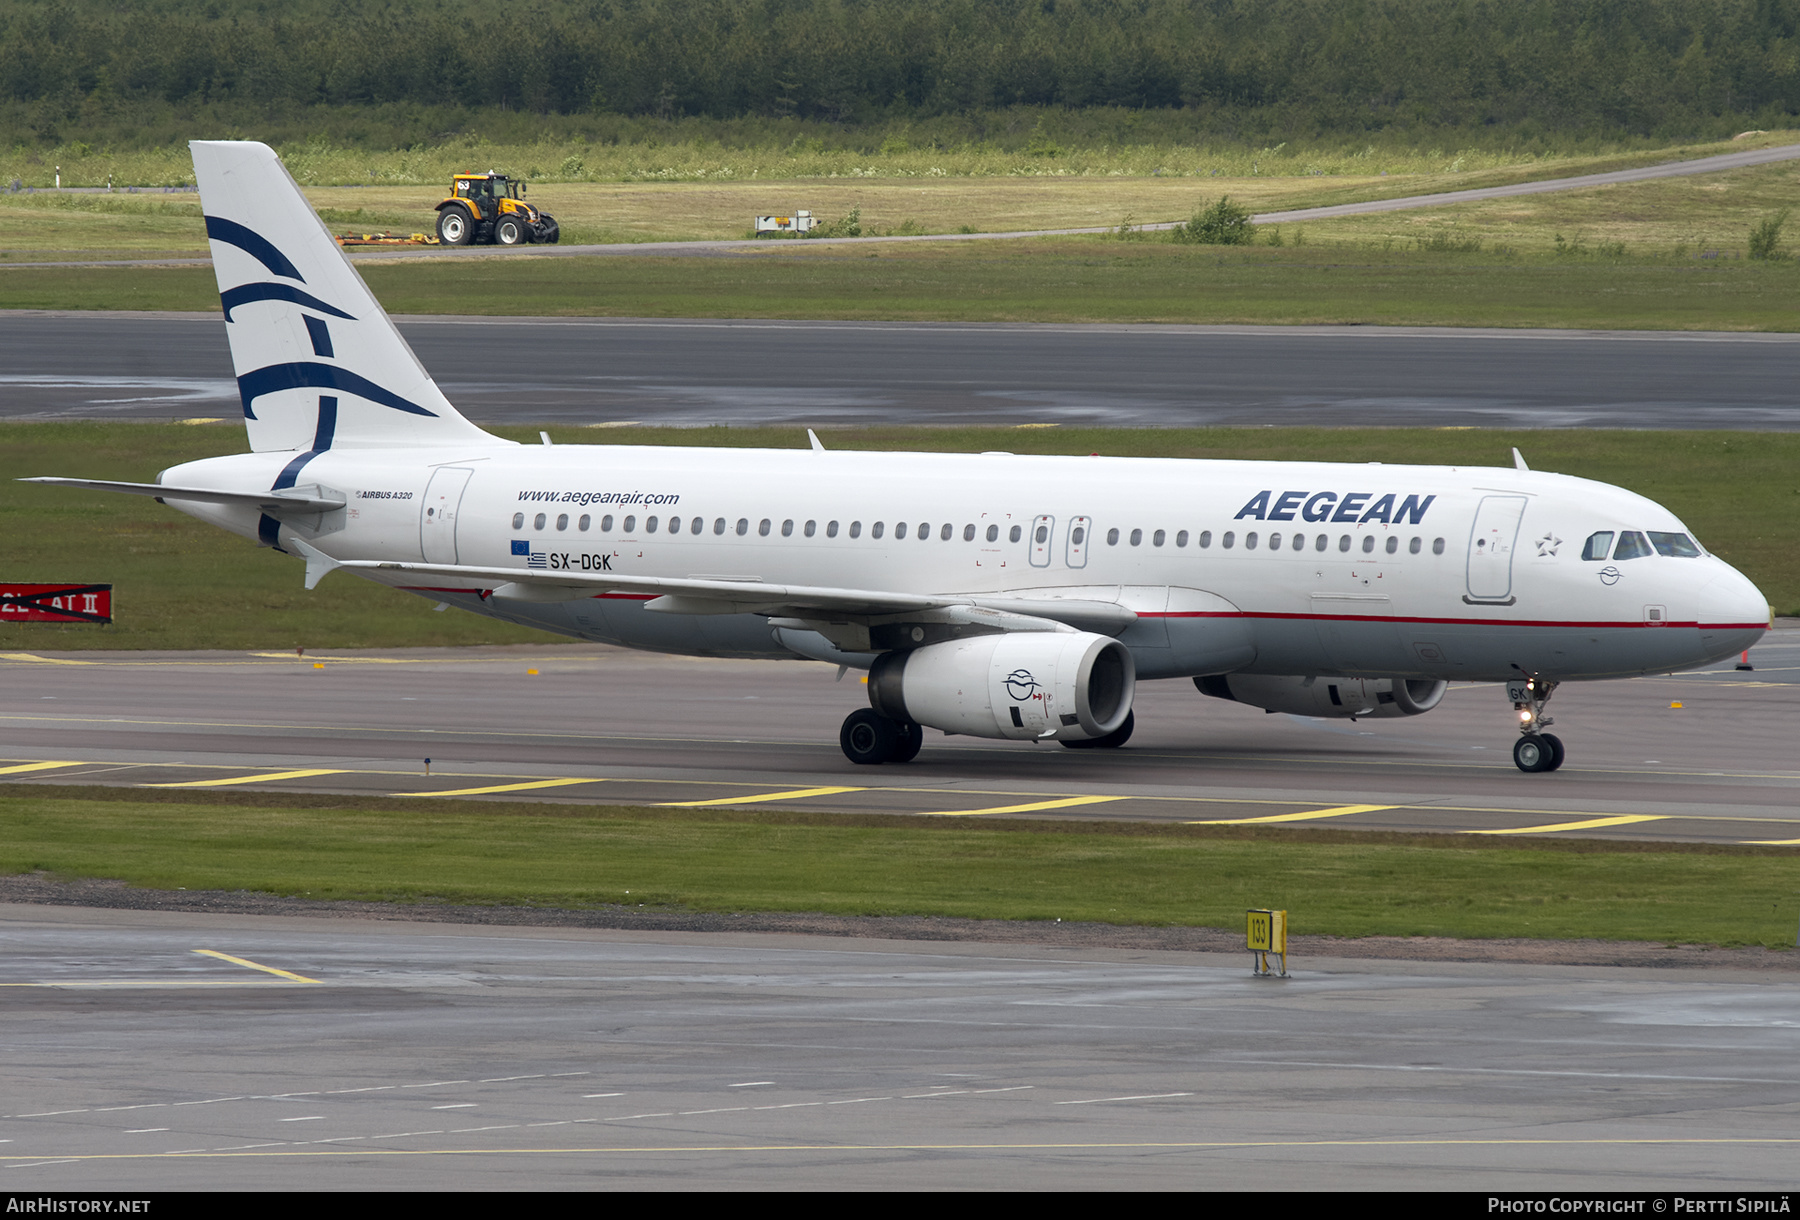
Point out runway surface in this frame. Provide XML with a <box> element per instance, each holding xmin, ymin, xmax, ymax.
<box><xmin>7</xmin><ymin>311</ymin><xmax>1800</xmax><ymax>429</ymax></box>
<box><xmin>3</xmin><ymin>628</ymin><xmax>1796</xmax><ymax>844</ymax></box>
<box><xmin>2</xmin><ymin>903</ymin><xmax>1796</xmax><ymax>1190</ymax></box>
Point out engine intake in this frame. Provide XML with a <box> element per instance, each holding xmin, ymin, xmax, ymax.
<box><xmin>1195</xmin><ymin>674</ymin><xmax>1447</xmax><ymax>719</ymax></box>
<box><xmin>870</xmin><ymin>632</ymin><xmax>1135</xmax><ymax>741</ymax></box>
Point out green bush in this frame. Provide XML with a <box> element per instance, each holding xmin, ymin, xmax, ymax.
<box><xmin>1171</xmin><ymin>196</ymin><xmax>1255</xmax><ymax>245</ymax></box>
<box><xmin>1748</xmin><ymin>209</ymin><xmax>1789</xmax><ymax>260</ymax></box>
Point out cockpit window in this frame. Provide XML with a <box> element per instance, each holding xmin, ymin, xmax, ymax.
<box><xmin>1613</xmin><ymin>531</ymin><xmax>1653</xmax><ymax>561</ymax></box>
<box><xmin>1648</xmin><ymin>531</ymin><xmax>1701</xmax><ymax>558</ymax></box>
<box><xmin>1582</xmin><ymin>531</ymin><xmax>1614</xmax><ymax>561</ymax></box>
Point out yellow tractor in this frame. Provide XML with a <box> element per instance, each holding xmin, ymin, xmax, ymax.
<box><xmin>435</xmin><ymin>173</ymin><xmax>560</xmax><ymax>246</ymax></box>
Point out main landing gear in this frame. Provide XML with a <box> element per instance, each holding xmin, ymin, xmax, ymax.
<box><xmin>840</xmin><ymin>708</ymin><xmax>923</xmax><ymax>765</ymax></box>
<box><xmin>1060</xmin><ymin>708</ymin><xmax>1135</xmax><ymax>750</ymax></box>
<box><xmin>837</xmin><ymin>707</ymin><xmax>1137</xmax><ymax>763</ymax></box>
<box><xmin>1509</xmin><ymin>672</ymin><xmax>1565</xmax><ymax>773</ymax></box>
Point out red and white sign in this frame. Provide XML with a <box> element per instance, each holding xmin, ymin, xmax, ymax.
<box><xmin>0</xmin><ymin>584</ymin><xmax>113</xmax><ymax>624</ymax></box>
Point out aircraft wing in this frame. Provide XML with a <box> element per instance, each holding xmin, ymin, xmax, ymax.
<box><xmin>21</xmin><ymin>477</ymin><xmax>345</xmax><ymax>514</ymax></box>
<box><xmin>307</xmin><ymin>549</ymin><xmax>1137</xmax><ymax>632</ymax></box>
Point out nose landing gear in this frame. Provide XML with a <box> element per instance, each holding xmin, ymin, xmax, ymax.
<box><xmin>1508</xmin><ymin>672</ymin><xmax>1564</xmax><ymax>773</ymax></box>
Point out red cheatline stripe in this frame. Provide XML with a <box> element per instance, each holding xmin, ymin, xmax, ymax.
<box><xmin>1140</xmin><ymin>610</ymin><xmax>1764</xmax><ymax>630</ymax></box>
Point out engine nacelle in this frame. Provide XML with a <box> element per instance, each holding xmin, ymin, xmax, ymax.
<box><xmin>870</xmin><ymin>632</ymin><xmax>1135</xmax><ymax>742</ymax></box>
<box><xmin>1195</xmin><ymin>674</ymin><xmax>1447</xmax><ymax>719</ymax></box>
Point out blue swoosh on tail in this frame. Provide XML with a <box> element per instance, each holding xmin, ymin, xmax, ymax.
<box><xmin>237</xmin><ymin>363</ymin><xmax>437</xmax><ymax>420</ymax></box>
<box><xmin>220</xmin><ymin>282</ymin><xmax>355</xmax><ymax>322</ymax></box>
<box><xmin>205</xmin><ymin>216</ymin><xmax>305</xmax><ymax>282</ymax></box>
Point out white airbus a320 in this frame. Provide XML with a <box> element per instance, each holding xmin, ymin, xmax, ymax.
<box><xmin>28</xmin><ymin>141</ymin><xmax>1771</xmax><ymax>772</ymax></box>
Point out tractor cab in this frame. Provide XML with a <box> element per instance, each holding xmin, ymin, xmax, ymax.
<box><xmin>435</xmin><ymin>172</ymin><xmax>559</xmax><ymax>247</ymax></box>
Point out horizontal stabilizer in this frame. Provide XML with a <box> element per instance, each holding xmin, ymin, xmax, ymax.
<box><xmin>21</xmin><ymin>476</ymin><xmax>343</xmax><ymax>514</ymax></box>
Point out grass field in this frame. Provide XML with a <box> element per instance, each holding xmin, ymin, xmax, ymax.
<box><xmin>2</xmin><ymin>133</ymin><xmax>1795</xmax><ymax>256</ymax></box>
<box><xmin>2</xmin><ymin>422</ymin><xmax>1793</xmax><ymax>654</ymax></box>
<box><xmin>6</xmin><ymin>238</ymin><xmax>1800</xmax><ymax>332</ymax></box>
<box><xmin>3</xmin><ymin>788</ymin><xmax>1795</xmax><ymax>947</ymax></box>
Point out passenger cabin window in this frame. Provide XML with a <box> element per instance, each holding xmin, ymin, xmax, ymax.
<box><xmin>1649</xmin><ymin>531</ymin><xmax>1701</xmax><ymax>557</ymax></box>
<box><xmin>533</xmin><ymin>513</ymin><xmax>546</xmax><ymax>530</ymax></box>
<box><xmin>556</xmin><ymin>513</ymin><xmax>569</xmax><ymax>530</ymax></box>
<box><xmin>986</xmin><ymin>525</ymin><xmax>999</xmax><ymax>542</ymax></box>
<box><xmin>645</xmin><ymin>516</ymin><xmax>657</xmax><ymax>533</ymax></box>
<box><xmin>691</xmin><ymin>517</ymin><xmax>704</xmax><ymax>535</ymax></box>
<box><xmin>849</xmin><ymin>521</ymin><xmax>862</xmax><ymax>538</ymax></box>
<box><xmin>1409</xmin><ymin>536</ymin><xmax>1421</xmax><ymax>554</ymax></box>
<box><xmin>1130</xmin><ymin>529</ymin><xmax>1142</xmax><ymax>546</ymax></box>
<box><xmin>1010</xmin><ymin>525</ymin><xmax>1022</xmax><ymax>543</ymax></box>
<box><xmin>964</xmin><ymin>524</ymin><xmax>976</xmax><ymax>541</ymax></box>
<box><xmin>1582</xmin><ymin>531</ymin><xmax>1615</xmax><ymax>561</ymax></box>
<box><xmin>1198</xmin><ymin>531</ymin><xmax>1212</xmax><ymax>548</ymax></box>
<box><xmin>827</xmin><ymin>520</ymin><xmax>840</xmax><ymax>538</ymax></box>
<box><xmin>622</xmin><ymin>515</ymin><xmax>636</xmax><ymax>532</ymax></box>
<box><xmin>759</xmin><ymin>519</ymin><xmax>771</xmax><ymax>536</ymax></box>
<box><xmin>1222</xmin><ymin>531</ymin><xmax>1235</xmax><ymax>549</ymax></box>
<box><xmin>600</xmin><ymin>514</ymin><xmax>613</xmax><ymax>531</ymax></box>
<box><xmin>1385</xmin><ymin>535</ymin><xmax>1397</xmax><ymax>554</ymax></box>
<box><xmin>871</xmin><ymin>522</ymin><xmax>885</xmax><ymax>539</ymax></box>
<box><xmin>1245</xmin><ymin>532</ymin><xmax>1258</xmax><ymax>550</ymax></box>
<box><xmin>736</xmin><ymin>518</ymin><xmax>749</xmax><ymax>536</ymax></box>
<box><xmin>512</xmin><ymin>512</ymin><xmax>524</xmax><ymax>529</ymax></box>
<box><xmin>1614</xmin><ymin>531</ymin><xmax>1653</xmax><ymax>561</ymax></box>
<box><xmin>941</xmin><ymin>523</ymin><xmax>953</xmax><ymax>541</ymax></box>
<box><xmin>1107</xmin><ymin>528</ymin><xmax>1120</xmax><ymax>546</ymax></box>
<box><xmin>714</xmin><ymin>518</ymin><xmax>727</xmax><ymax>535</ymax></box>
<box><xmin>805</xmin><ymin>520</ymin><xmax>817</xmax><ymax>537</ymax></box>
<box><xmin>782</xmin><ymin>519</ymin><xmax>794</xmax><ymax>537</ymax></box>
<box><xmin>1432</xmin><ymin>538</ymin><xmax>1445</xmax><ymax>555</ymax></box>
<box><xmin>896</xmin><ymin>522</ymin><xmax>909</xmax><ymax>540</ymax></box>
<box><xmin>579</xmin><ymin>514</ymin><xmax>590</xmax><ymax>531</ymax></box>
<box><xmin>1176</xmin><ymin>530</ymin><xmax>1188</xmax><ymax>547</ymax></box>
<box><xmin>1153</xmin><ymin>529</ymin><xmax>1165</xmax><ymax>547</ymax></box>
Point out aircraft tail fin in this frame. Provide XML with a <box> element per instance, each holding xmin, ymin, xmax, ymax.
<box><xmin>190</xmin><ymin>140</ymin><xmax>499</xmax><ymax>454</ymax></box>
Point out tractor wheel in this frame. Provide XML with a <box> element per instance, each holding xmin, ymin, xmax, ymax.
<box><xmin>495</xmin><ymin>215</ymin><xmax>529</xmax><ymax>246</ymax></box>
<box><xmin>437</xmin><ymin>206</ymin><xmax>474</xmax><ymax>246</ymax></box>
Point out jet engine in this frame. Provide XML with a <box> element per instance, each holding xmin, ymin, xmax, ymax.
<box><xmin>869</xmin><ymin>632</ymin><xmax>1134</xmax><ymax>742</ymax></box>
<box><xmin>1195</xmin><ymin>674</ymin><xmax>1447</xmax><ymax>719</ymax></box>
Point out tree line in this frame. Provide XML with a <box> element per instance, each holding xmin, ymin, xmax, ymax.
<box><xmin>6</xmin><ymin>0</ymin><xmax>1800</xmax><ymax>142</ymax></box>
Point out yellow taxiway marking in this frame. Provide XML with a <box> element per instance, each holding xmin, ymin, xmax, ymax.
<box><xmin>661</xmin><ymin>786</ymin><xmax>866</xmax><ymax>808</ymax></box>
<box><xmin>1743</xmin><ymin>837</ymin><xmax>1800</xmax><ymax>845</ymax></box>
<box><xmin>1190</xmin><ymin>803</ymin><xmax>1397</xmax><ymax>826</ymax></box>
<box><xmin>920</xmin><ymin>795</ymin><xmax>1126</xmax><ymax>817</ymax></box>
<box><xmin>0</xmin><ymin>761</ymin><xmax>81</xmax><ymax>776</ymax></box>
<box><xmin>0</xmin><ymin>652</ymin><xmax>93</xmax><ymax>665</ymax></box>
<box><xmin>407</xmin><ymin>777</ymin><xmax>605</xmax><ymax>797</ymax></box>
<box><xmin>1467</xmin><ymin>814</ymin><xmax>1667</xmax><ymax>836</ymax></box>
<box><xmin>144</xmin><ymin>769</ymin><xmax>347</xmax><ymax>788</ymax></box>
<box><xmin>193</xmin><ymin>949</ymin><xmax>320</xmax><ymax>985</ymax></box>
<box><xmin>0</xmin><ymin>950</ymin><xmax>322</xmax><ymax>989</ymax></box>
<box><xmin>248</xmin><ymin>653</ymin><xmax>408</xmax><ymax>663</ymax></box>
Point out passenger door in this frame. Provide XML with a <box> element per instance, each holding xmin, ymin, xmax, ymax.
<box><xmin>1466</xmin><ymin>495</ymin><xmax>1528</xmax><ymax>604</ymax></box>
<box><xmin>420</xmin><ymin>467</ymin><xmax>474</xmax><ymax>564</ymax></box>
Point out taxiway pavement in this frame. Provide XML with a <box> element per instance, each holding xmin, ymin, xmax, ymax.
<box><xmin>7</xmin><ymin>312</ymin><xmax>1800</xmax><ymax>430</ymax></box>
<box><xmin>2</xmin><ymin>903</ymin><xmax>1796</xmax><ymax>1190</ymax></box>
<box><xmin>2</xmin><ymin>629</ymin><xmax>1796</xmax><ymax>845</ymax></box>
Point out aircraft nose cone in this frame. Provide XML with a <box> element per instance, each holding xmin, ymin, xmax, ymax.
<box><xmin>1696</xmin><ymin>563</ymin><xmax>1770</xmax><ymax>658</ymax></box>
